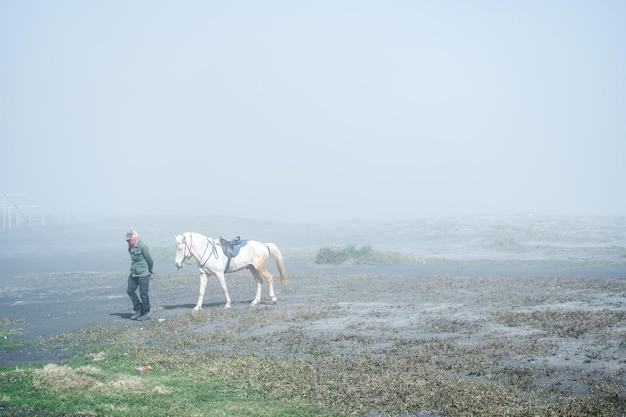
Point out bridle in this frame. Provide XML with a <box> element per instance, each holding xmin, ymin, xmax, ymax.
<box><xmin>178</xmin><ymin>233</ymin><xmax>194</xmax><ymax>267</ymax></box>
<box><xmin>178</xmin><ymin>233</ymin><xmax>218</xmax><ymax>268</ymax></box>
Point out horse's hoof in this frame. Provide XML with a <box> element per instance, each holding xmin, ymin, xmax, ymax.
<box><xmin>224</xmin><ymin>304</ymin><xmax>231</xmax><ymax>309</ymax></box>
<box><xmin>250</xmin><ymin>301</ymin><xmax>258</xmax><ymax>307</ymax></box>
<box><xmin>271</xmin><ymin>298</ymin><xmax>278</xmax><ymax>304</ymax></box>
<box><xmin>193</xmin><ymin>306</ymin><xmax>202</xmax><ymax>311</ymax></box>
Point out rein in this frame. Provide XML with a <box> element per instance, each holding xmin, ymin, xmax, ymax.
<box><xmin>199</xmin><ymin>237</ymin><xmax>218</xmax><ymax>268</ymax></box>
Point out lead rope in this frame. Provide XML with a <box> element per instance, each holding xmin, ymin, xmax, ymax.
<box><xmin>149</xmin><ymin>272</ymin><xmax>162</xmax><ymax>312</ymax></box>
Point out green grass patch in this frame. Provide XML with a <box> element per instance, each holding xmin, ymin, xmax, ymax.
<box><xmin>3</xmin><ymin>344</ymin><xmax>623</xmax><ymax>417</ymax></box>
<box><xmin>0</xmin><ymin>318</ymin><xmax>24</xmax><ymax>350</ymax></box>
<box><xmin>0</xmin><ymin>354</ymin><xmax>340</xmax><ymax>417</ymax></box>
<box><xmin>0</xmin><ymin>329</ymin><xmax>23</xmax><ymax>350</ymax></box>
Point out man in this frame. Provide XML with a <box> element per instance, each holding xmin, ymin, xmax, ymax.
<box><xmin>125</xmin><ymin>229</ymin><xmax>154</xmax><ymax>321</ymax></box>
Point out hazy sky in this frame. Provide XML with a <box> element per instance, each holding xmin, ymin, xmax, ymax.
<box><xmin>1</xmin><ymin>1</ymin><xmax>625</xmax><ymax>222</ymax></box>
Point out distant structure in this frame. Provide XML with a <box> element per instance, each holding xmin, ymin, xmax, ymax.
<box><xmin>1</xmin><ymin>193</ymin><xmax>25</xmax><ymax>229</ymax></box>
<box><xmin>18</xmin><ymin>205</ymin><xmax>43</xmax><ymax>227</ymax></box>
<box><xmin>0</xmin><ymin>193</ymin><xmax>51</xmax><ymax>229</ymax></box>
<box><xmin>0</xmin><ymin>193</ymin><xmax>47</xmax><ymax>229</ymax></box>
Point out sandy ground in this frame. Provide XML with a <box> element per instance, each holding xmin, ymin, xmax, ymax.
<box><xmin>1</xmin><ymin>215</ymin><xmax>625</xmax><ymax>402</ymax></box>
<box><xmin>2</xmin><ymin>259</ymin><xmax>622</xmax><ymax>361</ymax></box>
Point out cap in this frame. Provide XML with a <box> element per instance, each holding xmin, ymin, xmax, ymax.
<box><xmin>125</xmin><ymin>231</ymin><xmax>133</xmax><ymax>241</ymax></box>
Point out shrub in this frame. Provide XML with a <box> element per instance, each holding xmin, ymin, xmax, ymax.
<box><xmin>315</xmin><ymin>245</ymin><xmax>419</xmax><ymax>266</ymax></box>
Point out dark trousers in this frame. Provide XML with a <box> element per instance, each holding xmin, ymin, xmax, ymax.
<box><xmin>127</xmin><ymin>275</ymin><xmax>150</xmax><ymax>314</ymax></box>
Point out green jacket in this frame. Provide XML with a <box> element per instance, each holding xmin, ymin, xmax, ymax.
<box><xmin>129</xmin><ymin>240</ymin><xmax>154</xmax><ymax>277</ymax></box>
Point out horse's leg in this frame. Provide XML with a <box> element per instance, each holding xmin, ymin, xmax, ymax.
<box><xmin>249</xmin><ymin>267</ymin><xmax>263</xmax><ymax>306</ymax></box>
<box><xmin>258</xmin><ymin>267</ymin><xmax>277</xmax><ymax>304</ymax></box>
<box><xmin>215</xmin><ymin>272</ymin><xmax>232</xmax><ymax>309</ymax></box>
<box><xmin>194</xmin><ymin>270</ymin><xmax>208</xmax><ymax>311</ymax></box>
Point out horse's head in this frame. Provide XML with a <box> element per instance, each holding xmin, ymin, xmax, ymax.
<box><xmin>174</xmin><ymin>233</ymin><xmax>192</xmax><ymax>269</ymax></box>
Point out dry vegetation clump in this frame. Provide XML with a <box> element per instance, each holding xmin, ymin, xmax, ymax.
<box><xmin>31</xmin><ymin>364</ymin><xmax>162</xmax><ymax>396</ymax></box>
<box><xmin>493</xmin><ymin>308</ymin><xmax>626</xmax><ymax>338</ymax></box>
<box><xmin>315</xmin><ymin>245</ymin><xmax>425</xmax><ymax>265</ymax></box>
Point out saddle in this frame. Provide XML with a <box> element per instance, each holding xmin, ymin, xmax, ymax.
<box><xmin>219</xmin><ymin>236</ymin><xmax>247</xmax><ymax>273</ymax></box>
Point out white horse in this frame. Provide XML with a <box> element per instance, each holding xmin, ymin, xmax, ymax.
<box><xmin>174</xmin><ymin>232</ymin><xmax>288</xmax><ymax>310</ymax></box>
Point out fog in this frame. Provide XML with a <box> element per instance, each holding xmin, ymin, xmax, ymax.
<box><xmin>1</xmin><ymin>1</ymin><xmax>625</xmax><ymax>223</ymax></box>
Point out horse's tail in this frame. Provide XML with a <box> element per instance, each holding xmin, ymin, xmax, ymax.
<box><xmin>267</xmin><ymin>243</ymin><xmax>289</xmax><ymax>288</ymax></box>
